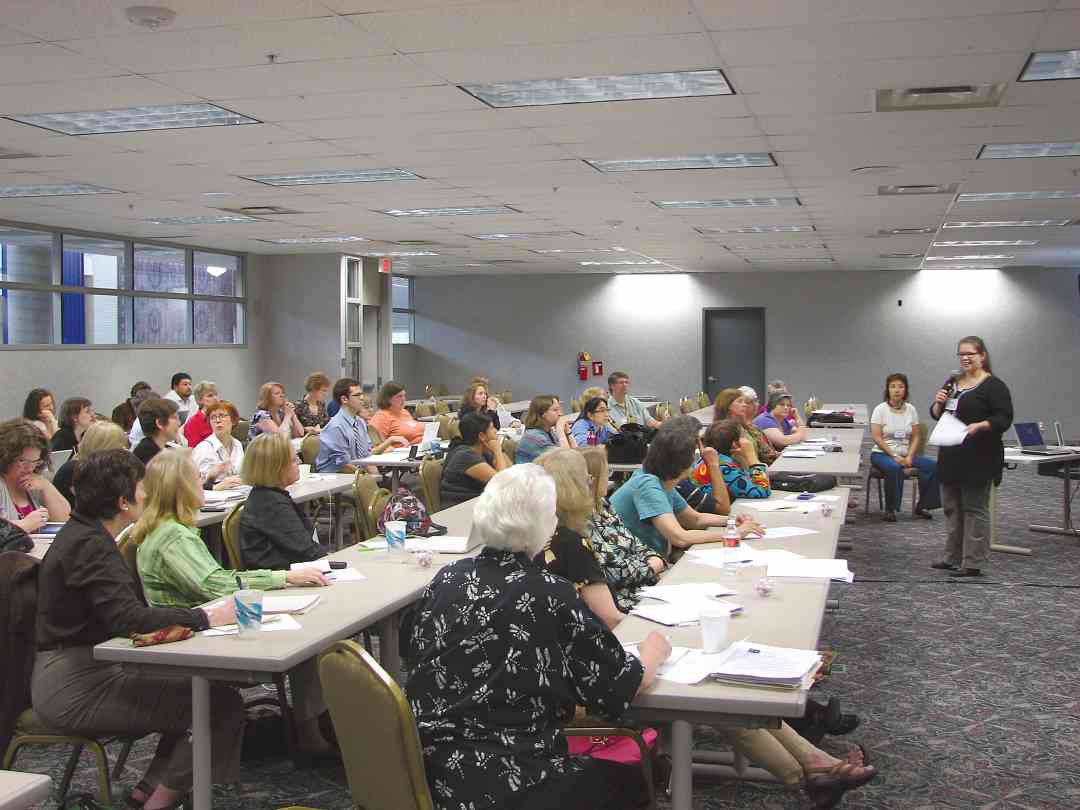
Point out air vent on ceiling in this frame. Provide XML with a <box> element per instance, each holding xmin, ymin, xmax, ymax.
<box><xmin>876</xmin><ymin>83</ymin><xmax>1006</xmax><ymax>112</ymax></box>
<box><xmin>879</xmin><ymin>184</ymin><xmax>958</xmax><ymax>196</ymax></box>
<box><xmin>0</xmin><ymin>146</ymin><xmax>38</xmax><ymax>159</ymax></box>
<box><xmin>220</xmin><ymin>205</ymin><xmax>303</xmax><ymax>216</ymax></box>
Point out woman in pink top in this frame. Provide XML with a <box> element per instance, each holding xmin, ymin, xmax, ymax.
<box><xmin>368</xmin><ymin>382</ymin><xmax>426</xmax><ymax>445</ymax></box>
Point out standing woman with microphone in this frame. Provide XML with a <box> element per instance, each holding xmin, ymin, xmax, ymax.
<box><xmin>929</xmin><ymin>336</ymin><xmax>1013</xmax><ymax>577</ymax></box>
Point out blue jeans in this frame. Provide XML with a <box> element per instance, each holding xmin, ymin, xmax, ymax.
<box><xmin>871</xmin><ymin>452</ymin><xmax>941</xmax><ymax>512</ymax></box>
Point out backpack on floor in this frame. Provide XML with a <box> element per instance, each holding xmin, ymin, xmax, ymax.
<box><xmin>377</xmin><ymin>486</ymin><xmax>447</xmax><ymax>537</ymax></box>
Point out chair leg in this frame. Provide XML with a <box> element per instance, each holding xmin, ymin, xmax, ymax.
<box><xmin>274</xmin><ymin>674</ymin><xmax>299</xmax><ymax>752</ymax></box>
<box><xmin>113</xmin><ymin>738</ymin><xmax>135</xmax><ymax>780</ymax></box>
<box><xmin>86</xmin><ymin>738</ymin><xmax>114</xmax><ymax>805</ymax></box>
<box><xmin>58</xmin><ymin>743</ymin><xmax>85</xmax><ymax>801</ymax></box>
<box><xmin>876</xmin><ymin>477</ymin><xmax>883</xmax><ymax>511</ymax></box>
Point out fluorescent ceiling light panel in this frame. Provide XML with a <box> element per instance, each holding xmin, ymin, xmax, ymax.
<box><xmin>942</xmin><ymin>219</ymin><xmax>1070</xmax><ymax>228</ymax></box>
<box><xmin>932</xmin><ymin>240</ymin><xmax>1037</xmax><ymax>247</ymax></box>
<box><xmin>0</xmin><ymin>183</ymin><xmax>119</xmax><ymax>198</ymax></box>
<box><xmin>460</xmin><ymin>68</ymin><xmax>732</xmax><ymax>108</ymax></box>
<box><xmin>531</xmin><ymin>248</ymin><xmax>623</xmax><ymax>254</ymax></box>
<box><xmin>258</xmin><ymin>236</ymin><xmax>367</xmax><ymax>244</ymax></box>
<box><xmin>361</xmin><ymin>251</ymin><xmax>438</xmax><ymax>257</ymax></box>
<box><xmin>698</xmin><ymin>224</ymin><xmax>815</xmax><ymax>234</ymax></box>
<box><xmin>978</xmin><ymin>142</ymin><xmax>1080</xmax><ymax>159</ymax></box>
<box><xmin>750</xmin><ymin>257</ymin><xmax>834</xmax><ymax>263</ymax></box>
<box><xmin>925</xmin><ymin>254</ymin><xmax>1014</xmax><ymax>261</ymax></box>
<box><xmin>957</xmin><ymin>190</ymin><xmax>1080</xmax><ymax>202</ymax></box>
<box><xmin>7</xmin><ymin>102</ymin><xmax>259</xmax><ymax>135</ymax></box>
<box><xmin>876</xmin><ymin>83</ymin><xmax>1006</xmax><ymax>112</ymax></box>
<box><xmin>879</xmin><ymin>183</ymin><xmax>958</xmax><ymax>196</ymax></box>
<box><xmin>586</xmin><ymin>153</ymin><xmax>774</xmax><ymax>172</ymax></box>
<box><xmin>655</xmin><ymin>197</ymin><xmax>799</xmax><ymax>209</ymax></box>
<box><xmin>1020</xmin><ymin>50</ymin><xmax>1080</xmax><ymax>82</ymax></box>
<box><xmin>468</xmin><ymin>231</ymin><xmax>581</xmax><ymax>240</ymax></box>
<box><xmin>243</xmin><ymin>168</ymin><xmax>420</xmax><ymax>186</ymax></box>
<box><xmin>579</xmin><ymin>259</ymin><xmax>662</xmax><ymax>266</ymax></box>
<box><xmin>875</xmin><ymin>227</ymin><xmax>936</xmax><ymax>236</ymax></box>
<box><xmin>205</xmin><ymin>265</ymin><xmax>227</xmax><ymax>277</ymax></box>
<box><xmin>879</xmin><ymin>252</ymin><xmax>924</xmax><ymax>259</ymax></box>
<box><xmin>379</xmin><ymin>206</ymin><xmax>519</xmax><ymax>217</ymax></box>
<box><xmin>144</xmin><ymin>214</ymin><xmax>261</xmax><ymax>225</ymax></box>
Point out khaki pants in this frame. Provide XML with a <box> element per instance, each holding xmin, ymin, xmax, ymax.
<box><xmin>32</xmin><ymin>647</ymin><xmax>245</xmax><ymax>791</ymax></box>
<box><xmin>726</xmin><ymin>722</ymin><xmax>820</xmax><ymax>785</ymax></box>
<box><xmin>941</xmin><ymin>479</ymin><xmax>992</xmax><ymax>569</ymax></box>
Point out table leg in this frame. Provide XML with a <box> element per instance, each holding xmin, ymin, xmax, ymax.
<box><xmin>1030</xmin><ymin>459</ymin><xmax>1080</xmax><ymax>538</ymax></box>
<box><xmin>990</xmin><ymin>481</ymin><xmax>1033</xmax><ymax>555</ymax></box>
<box><xmin>377</xmin><ymin>612</ymin><xmax>401</xmax><ymax>681</ymax></box>
<box><xmin>191</xmin><ymin>675</ymin><xmax>212</xmax><ymax>810</ymax></box>
<box><xmin>332</xmin><ymin>493</ymin><xmax>344</xmax><ymax>551</ymax></box>
<box><xmin>670</xmin><ymin>719</ymin><xmax>693</xmax><ymax>810</ymax></box>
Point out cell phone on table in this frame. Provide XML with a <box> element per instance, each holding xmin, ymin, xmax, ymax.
<box><xmin>329</xmin><ymin>560</ymin><xmax>347</xmax><ymax>570</ymax></box>
<box><xmin>408</xmin><ymin>444</ymin><xmax>419</xmax><ymax>460</ymax></box>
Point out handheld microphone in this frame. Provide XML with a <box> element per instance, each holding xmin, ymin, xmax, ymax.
<box><xmin>942</xmin><ymin>370</ymin><xmax>960</xmax><ymax>397</ymax></box>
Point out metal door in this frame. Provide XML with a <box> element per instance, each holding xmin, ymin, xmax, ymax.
<box><xmin>702</xmin><ymin>308</ymin><xmax>765</xmax><ymax>402</ymax></box>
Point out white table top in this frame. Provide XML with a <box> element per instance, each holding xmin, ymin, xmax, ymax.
<box><xmin>770</xmin><ymin>428</ymin><xmax>864</xmax><ymax>477</ymax></box>
<box><xmin>0</xmin><ymin>770</ymin><xmax>51</xmax><ymax>810</ymax></box>
<box><xmin>1003</xmin><ymin>447</ymin><xmax>1080</xmax><ymax>465</ymax></box>
<box><xmin>194</xmin><ymin>474</ymin><xmax>354</xmax><ymax>528</ymax></box>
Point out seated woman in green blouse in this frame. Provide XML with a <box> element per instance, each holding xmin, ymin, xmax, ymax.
<box><xmin>132</xmin><ymin>448</ymin><xmax>335</xmax><ymax>758</ymax></box>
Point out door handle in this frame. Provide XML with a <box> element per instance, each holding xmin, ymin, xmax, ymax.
<box><xmin>707</xmin><ymin>376</ymin><xmax>718</xmax><ymax>381</ymax></box>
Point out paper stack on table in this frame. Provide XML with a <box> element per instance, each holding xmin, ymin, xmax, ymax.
<box><xmin>782</xmin><ymin>448</ymin><xmax>827</xmax><ymax>458</ymax></box>
<box><xmin>202</xmin><ymin>614</ymin><xmax>303</xmax><ymax>636</ymax></box>
<box><xmin>203</xmin><ymin>487</ymin><xmax>250</xmax><ymax>503</ymax></box>
<box><xmin>628</xmin><ymin>641</ymin><xmax>820</xmax><ymax>686</ymax></box>
<box><xmin>765</xmin><ymin>558</ymin><xmax>854</xmax><ymax>583</ymax></box>
<box><xmin>263</xmin><ymin>594</ymin><xmax>323</xmax><ymax>614</ymax></box>
<box><xmin>290</xmin><ymin>559</ymin><xmax>366</xmax><ymax>582</ymax></box>
<box><xmin>630</xmin><ymin>581</ymin><xmax>742</xmax><ymax>626</ymax></box>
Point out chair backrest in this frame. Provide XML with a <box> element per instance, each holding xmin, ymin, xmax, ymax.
<box><xmin>912</xmin><ymin>422</ymin><xmax>928</xmax><ymax>454</ymax></box>
<box><xmin>233</xmin><ymin>419</ymin><xmax>251</xmax><ymax>445</ymax></box>
<box><xmin>367</xmin><ymin>424</ymin><xmax>384</xmax><ymax>445</ymax></box>
<box><xmin>221</xmin><ymin>504</ymin><xmax>245</xmax><ymax>570</ymax></box>
<box><xmin>655</xmin><ymin>401</ymin><xmax>672</xmax><ymax>420</ymax></box>
<box><xmin>419</xmin><ymin>458</ymin><xmax>443</xmax><ymax>513</ymax></box>
<box><xmin>501</xmin><ymin>436</ymin><xmax>519</xmax><ymax>464</ymax></box>
<box><xmin>300</xmin><ymin>434</ymin><xmax>321</xmax><ymax>466</ymax></box>
<box><xmin>680</xmin><ymin>398</ymin><xmax>695</xmax><ymax>414</ymax></box>
<box><xmin>698</xmin><ymin>392</ymin><xmax>710</xmax><ymax>409</ymax></box>
<box><xmin>436</xmin><ymin>384</ymin><xmax>449</xmax><ymax>397</ymax></box>
<box><xmin>416</xmin><ymin>402</ymin><xmax>434</xmax><ymax>418</ymax></box>
<box><xmin>0</xmin><ymin>551</ymin><xmax>41</xmax><ymax>751</ymax></box>
<box><xmin>434</xmin><ymin>400</ymin><xmax>450</xmax><ymax>415</ymax></box>
<box><xmin>369</xmin><ymin>490</ymin><xmax>391</xmax><ymax>533</ymax></box>
<box><xmin>437</xmin><ymin>415</ymin><xmax>461</xmax><ymax>441</ymax></box>
<box><xmin>319</xmin><ymin>640</ymin><xmax>434</xmax><ymax>810</ymax></box>
<box><xmin>352</xmin><ymin>474</ymin><xmax>383</xmax><ymax>540</ymax></box>
<box><xmin>804</xmin><ymin>397</ymin><xmax>821</xmax><ymax>420</ymax></box>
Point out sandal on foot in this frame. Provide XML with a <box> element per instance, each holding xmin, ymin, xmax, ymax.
<box><xmin>843</xmin><ymin>743</ymin><xmax>870</xmax><ymax>767</ymax></box>
<box><xmin>804</xmin><ymin>761</ymin><xmax>877</xmax><ymax>810</ymax></box>
<box><xmin>142</xmin><ymin>795</ymin><xmax>189</xmax><ymax>810</ymax></box>
<box><xmin>124</xmin><ymin>780</ymin><xmax>156</xmax><ymax>808</ymax></box>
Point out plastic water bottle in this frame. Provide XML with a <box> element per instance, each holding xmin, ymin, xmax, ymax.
<box><xmin>723</xmin><ymin>516</ymin><xmax>739</xmax><ymax>548</ymax></box>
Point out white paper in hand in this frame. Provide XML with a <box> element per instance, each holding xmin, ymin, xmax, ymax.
<box><xmin>929</xmin><ymin>411</ymin><xmax>968</xmax><ymax>447</ymax></box>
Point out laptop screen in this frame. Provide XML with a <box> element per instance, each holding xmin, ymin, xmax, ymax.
<box><xmin>1014</xmin><ymin>422</ymin><xmax>1044</xmax><ymax>448</ymax></box>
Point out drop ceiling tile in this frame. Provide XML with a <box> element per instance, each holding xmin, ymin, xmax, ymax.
<box><xmin>225</xmin><ymin>85</ymin><xmax>486</xmax><ymax>122</ymax></box>
<box><xmin>277</xmin><ymin>109</ymin><xmax>521</xmax><ymax>139</ymax></box>
<box><xmin>0</xmin><ymin>76</ymin><xmax>199</xmax><ymax>116</ymax></box>
<box><xmin>1033</xmin><ymin>9</ymin><xmax>1080</xmax><ymax>47</ymax></box>
<box><xmin>0</xmin><ymin>43</ymin><xmax>126</xmax><ymax>86</ymax></box>
<box><xmin>505</xmin><ymin>94</ymin><xmax>752</xmax><ymax>126</ymax></box>
<box><xmin>696</xmin><ymin>0</ymin><xmax>1052</xmax><ymax>30</ymax></box>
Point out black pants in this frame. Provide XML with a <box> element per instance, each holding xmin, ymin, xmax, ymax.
<box><xmin>513</xmin><ymin>759</ymin><xmax>649</xmax><ymax>810</ymax></box>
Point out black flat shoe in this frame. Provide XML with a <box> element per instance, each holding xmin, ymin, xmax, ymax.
<box><xmin>914</xmin><ymin>508</ymin><xmax>933</xmax><ymax>519</ymax></box>
<box><xmin>930</xmin><ymin>561</ymin><xmax>958</xmax><ymax>571</ymax></box>
<box><xmin>883</xmin><ymin>511</ymin><xmax>897</xmax><ymax>523</ymax></box>
<box><xmin>828</xmin><ymin>713</ymin><xmax>860</xmax><ymax>736</ymax></box>
<box><xmin>948</xmin><ymin>567</ymin><xmax>982</xmax><ymax>578</ymax></box>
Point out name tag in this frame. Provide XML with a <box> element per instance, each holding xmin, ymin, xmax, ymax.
<box><xmin>893</xmin><ymin>430</ymin><xmax>907</xmax><ymax>440</ymax></box>
<box><xmin>946</xmin><ymin>398</ymin><xmax>959</xmax><ymax>412</ymax></box>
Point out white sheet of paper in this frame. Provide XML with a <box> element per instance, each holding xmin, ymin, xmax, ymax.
<box><xmin>740</xmin><ymin>547</ymin><xmax>804</xmax><ymax>564</ymax></box>
<box><xmin>928</xmin><ymin>411</ymin><xmax>968</xmax><ymax>447</ymax></box>
<box><xmin>291</xmin><ymin>558</ymin><xmax>331</xmax><ymax>572</ymax></box>
<box><xmin>685</xmin><ymin>546</ymin><xmax>759</xmax><ymax>567</ymax></box>
<box><xmin>766</xmin><ymin>558</ymin><xmax>854</xmax><ymax>583</ymax></box>
<box><xmin>760</xmin><ymin>526</ymin><xmax>819</xmax><ymax>539</ymax></box>
<box><xmin>327</xmin><ymin>567</ymin><xmax>366</xmax><ymax>582</ymax></box>
<box><xmin>263</xmin><ymin>594</ymin><xmax>322</xmax><ymax>614</ymax></box>
<box><xmin>362</xmin><ymin>449</ymin><xmax>415</xmax><ymax>464</ymax></box>
<box><xmin>637</xmin><ymin>582</ymin><xmax>737</xmax><ymax>602</ymax></box>
<box><xmin>358</xmin><ymin>538</ymin><xmax>388</xmax><ymax>550</ymax></box>
<box><xmin>630</xmin><ymin>600</ymin><xmax>742</xmax><ymax>627</ymax></box>
<box><xmin>782</xmin><ymin>450</ymin><xmax>827</xmax><ymax>459</ymax></box>
<box><xmin>739</xmin><ymin>501</ymin><xmax>801</xmax><ymax>512</ymax></box>
<box><xmin>201</xmin><ymin>613</ymin><xmax>302</xmax><ymax>636</ymax></box>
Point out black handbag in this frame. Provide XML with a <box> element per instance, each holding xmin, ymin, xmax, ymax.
<box><xmin>769</xmin><ymin>472</ymin><xmax>838</xmax><ymax>493</ymax></box>
<box><xmin>809</xmin><ymin>411</ymin><xmax>855</xmax><ymax>425</ymax></box>
<box><xmin>606</xmin><ymin>423</ymin><xmax>654</xmax><ymax>465</ymax></box>
<box><xmin>0</xmin><ymin>520</ymin><xmax>33</xmax><ymax>554</ymax></box>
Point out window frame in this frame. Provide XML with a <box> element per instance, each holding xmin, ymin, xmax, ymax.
<box><xmin>0</xmin><ymin>218</ymin><xmax>246</xmax><ymax>350</ymax></box>
<box><xmin>391</xmin><ymin>276</ymin><xmax>414</xmax><ymax>345</ymax></box>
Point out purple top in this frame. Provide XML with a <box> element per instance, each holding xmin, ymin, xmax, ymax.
<box><xmin>752</xmin><ymin>413</ymin><xmax>793</xmax><ymax>435</ymax></box>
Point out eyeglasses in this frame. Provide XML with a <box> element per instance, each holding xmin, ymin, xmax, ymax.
<box><xmin>14</xmin><ymin>456</ymin><xmax>45</xmax><ymax>472</ymax></box>
<box><xmin>957</xmin><ymin>351</ymin><xmax>980</xmax><ymax>358</ymax></box>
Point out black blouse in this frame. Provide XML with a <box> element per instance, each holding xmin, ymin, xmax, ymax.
<box><xmin>36</xmin><ymin>513</ymin><xmax>208</xmax><ymax>650</ymax></box>
<box><xmin>536</xmin><ymin>526</ymin><xmax>607</xmax><ymax>592</ymax></box>
<box><xmin>459</xmin><ymin>403</ymin><xmax>502</xmax><ymax>430</ymax></box>
<box><xmin>932</xmin><ymin>375</ymin><xmax>1013</xmax><ymax>486</ymax></box>
<box><xmin>403</xmin><ymin>548</ymin><xmax>643</xmax><ymax>810</ymax></box>
<box><xmin>238</xmin><ymin>486</ymin><xmax>321</xmax><ymax>570</ymax></box>
<box><xmin>50</xmin><ymin>427</ymin><xmax>78</xmax><ymax>454</ymax></box>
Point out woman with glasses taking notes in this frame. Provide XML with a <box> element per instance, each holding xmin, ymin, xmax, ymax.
<box><xmin>0</xmin><ymin>418</ymin><xmax>70</xmax><ymax>532</ymax></box>
<box><xmin>929</xmin><ymin>336</ymin><xmax>1013</xmax><ymax>578</ymax></box>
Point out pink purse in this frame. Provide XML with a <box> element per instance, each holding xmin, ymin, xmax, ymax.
<box><xmin>565</xmin><ymin>727</ymin><xmax>658</xmax><ymax>765</ymax></box>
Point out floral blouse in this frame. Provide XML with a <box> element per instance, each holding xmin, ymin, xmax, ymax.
<box><xmin>745</xmin><ymin>423</ymin><xmax>778</xmax><ymax>465</ymax></box>
<box><xmin>403</xmin><ymin>548</ymin><xmax>643</xmax><ymax>810</ymax></box>
<box><xmin>588</xmin><ymin>502</ymin><xmax>662</xmax><ymax>612</ymax></box>
<box><xmin>293</xmin><ymin>397</ymin><xmax>328</xmax><ymax>429</ymax></box>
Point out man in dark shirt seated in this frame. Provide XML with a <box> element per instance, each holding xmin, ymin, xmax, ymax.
<box><xmin>132</xmin><ymin>398</ymin><xmax>180</xmax><ymax>465</ymax></box>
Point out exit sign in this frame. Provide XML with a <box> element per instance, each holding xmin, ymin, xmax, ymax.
<box><xmin>379</xmin><ymin>257</ymin><xmax>391</xmax><ymax>274</ymax></box>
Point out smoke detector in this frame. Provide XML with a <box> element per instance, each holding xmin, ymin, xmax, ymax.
<box><xmin>124</xmin><ymin>6</ymin><xmax>177</xmax><ymax>31</ymax></box>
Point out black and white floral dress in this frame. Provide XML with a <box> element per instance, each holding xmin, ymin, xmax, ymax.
<box><xmin>403</xmin><ymin>547</ymin><xmax>644</xmax><ymax>810</ymax></box>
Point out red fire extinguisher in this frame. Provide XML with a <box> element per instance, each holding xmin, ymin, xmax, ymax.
<box><xmin>577</xmin><ymin>351</ymin><xmax>591</xmax><ymax>381</ymax></box>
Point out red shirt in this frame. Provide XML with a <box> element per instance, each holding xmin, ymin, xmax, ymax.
<box><xmin>182</xmin><ymin>409</ymin><xmax>211</xmax><ymax>447</ymax></box>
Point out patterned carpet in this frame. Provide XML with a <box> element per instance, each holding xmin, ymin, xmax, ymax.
<box><xmin>13</xmin><ymin>447</ymin><xmax>1080</xmax><ymax>809</ymax></box>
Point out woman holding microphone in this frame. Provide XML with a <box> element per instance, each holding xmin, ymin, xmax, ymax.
<box><xmin>929</xmin><ymin>336</ymin><xmax>1013</xmax><ymax>577</ymax></box>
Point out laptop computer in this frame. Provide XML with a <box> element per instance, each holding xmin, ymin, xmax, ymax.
<box><xmin>1014</xmin><ymin>422</ymin><xmax>1071</xmax><ymax>456</ymax></box>
<box><xmin>419</xmin><ymin>420</ymin><xmax>439</xmax><ymax>452</ymax></box>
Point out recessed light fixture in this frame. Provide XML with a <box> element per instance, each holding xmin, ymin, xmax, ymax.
<box><xmin>932</xmin><ymin>240</ymin><xmax>1037</xmax><ymax>247</ymax></box>
<box><xmin>201</xmin><ymin>192</ymin><xmax>236</xmax><ymax>197</ymax></box>
<box><xmin>532</xmin><ymin>247</ymin><xmax>624</xmax><ymax>254</ymax></box>
<box><xmin>1019</xmin><ymin>50</ymin><xmax>1080</xmax><ymax>82</ymax></box>
<box><xmin>579</xmin><ymin>259</ymin><xmax>663</xmax><ymax>266</ymax></box>
<box><xmin>879</xmin><ymin>252</ymin><xmax>925</xmax><ymax>259</ymax></box>
<box><xmin>697</xmin><ymin>224</ymin><xmax>816</xmax><ymax>234</ymax></box>
<box><xmin>143</xmin><ymin>214</ymin><xmax>261</xmax><ymax>225</ymax></box>
<box><xmin>978</xmin><ymin>142</ymin><xmax>1080</xmax><ymax>159</ymax></box>
<box><xmin>586</xmin><ymin>153</ymin><xmax>774</xmax><ymax>172</ymax></box>
<box><xmin>957</xmin><ymin>190</ymin><xmax>1080</xmax><ymax>202</ymax></box>
<box><xmin>7</xmin><ymin>102</ymin><xmax>260</xmax><ymax>135</ymax></box>
<box><xmin>925</xmin><ymin>254</ymin><xmax>1014</xmax><ymax>261</ymax></box>
<box><xmin>378</xmin><ymin>206</ymin><xmax>520</xmax><ymax>217</ymax></box>
<box><xmin>879</xmin><ymin>183</ymin><xmax>958</xmax><ymax>196</ymax></box>
<box><xmin>0</xmin><ymin>182</ymin><xmax>119</xmax><ymax>198</ymax></box>
<box><xmin>361</xmin><ymin>251</ymin><xmax>439</xmax><ymax>257</ymax></box>
<box><xmin>204</xmin><ymin>265</ymin><xmax>227</xmax><ymax>277</ymax></box>
<box><xmin>874</xmin><ymin>226</ymin><xmax>937</xmax><ymax>236</ymax></box>
<box><xmin>655</xmin><ymin>197</ymin><xmax>800</xmax><ymax>209</ymax></box>
<box><xmin>468</xmin><ymin>231</ymin><xmax>582</xmax><ymax>240</ymax></box>
<box><xmin>876</xmin><ymin>83</ymin><xmax>1006</xmax><ymax>111</ymax></box>
<box><xmin>851</xmin><ymin>165</ymin><xmax>899</xmax><ymax>176</ymax></box>
<box><xmin>459</xmin><ymin>68</ymin><xmax>733</xmax><ymax>108</ymax></box>
<box><xmin>258</xmin><ymin>236</ymin><xmax>368</xmax><ymax>244</ymax></box>
<box><xmin>942</xmin><ymin>219</ymin><xmax>1071</xmax><ymax>228</ymax></box>
<box><xmin>242</xmin><ymin>168</ymin><xmax>420</xmax><ymax>186</ymax></box>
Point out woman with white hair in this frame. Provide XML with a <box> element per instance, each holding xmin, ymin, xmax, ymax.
<box><xmin>404</xmin><ymin>464</ymin><xmax>671</xmax><ymax>810</ymax></box>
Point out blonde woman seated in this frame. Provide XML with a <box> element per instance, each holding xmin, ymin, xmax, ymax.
<box><xmin>581</xmin><ymin>447</ymin><xmax>666</xmax><ymax>612</ymax></box>
<box><xmin>133</xmin><ymin>449</ymin><xmax>335</xmax><ymax>757</ymax></box>
<box><xmin>52</xmin><ymin>420</ymin><xmax>130</xmax><ymax>506</ymax></box>
<box><xmin>249</xmin><ymin>381</ymin><xmax>304</xmax><ymax>440</ymax></box>
<box><xmin>191</xmin><ymin>401</ymin><xmax>245</xmax><ymax>491</ymax></box>
<box><xmin>534</xmin><ymin>448</ymin><xmax>624</xmax><ymax>630</ymax></box>
<box><xmin>516</xmin><ymin>395</ymin><xmax>576</xmax><ymax>463</ymax></box>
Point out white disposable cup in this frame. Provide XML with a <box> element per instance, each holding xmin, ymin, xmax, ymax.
<box><xmin>234</xmin><ymin>589</ymin><xmax>264</xmax><ymax>638</ymax></box>
<box><xmin>385</xmin><ymin>520</ymin><xmax>407</xmax><ymax>555</ymax></box>
<box><xmin>298</xmin><ymin>464</ymin><xmax>311</xmax><ymax>480</ymax></box>
<box><xmin>699</xmin><ymin>605</ymin><xmax>731</xmax><ymax>653</ymax></box>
